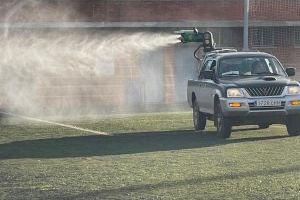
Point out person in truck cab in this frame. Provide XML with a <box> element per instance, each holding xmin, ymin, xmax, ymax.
<box><xmin>220</xmin><ymin>63</ymin><xmax>239</xmax><ymax>76</ymax></box>
<box><xmin>251</xmin><ymin>60</ymin><xmax>269</xmax><ymax>74</ymax></box>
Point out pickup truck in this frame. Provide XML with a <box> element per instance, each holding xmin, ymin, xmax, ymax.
<box><xmin>187</xmin><ymin>50</ymin><xmax>300</xmax><ymax>138</ymax></box>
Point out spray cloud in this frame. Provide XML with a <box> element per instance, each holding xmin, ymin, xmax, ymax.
<box><xmin>0</xmin><ymin>1</ymin><xmax>178</xmax><ymax>117</ymax></box>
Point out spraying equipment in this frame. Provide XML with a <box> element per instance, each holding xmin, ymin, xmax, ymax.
<box><xmin>175</xmin><ymin>28</ymin><xmax>215</xmax><ymax>57</ymax></box>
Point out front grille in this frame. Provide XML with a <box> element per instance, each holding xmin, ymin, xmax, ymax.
<box><xmin>245</xmin><ymin>86</ymin><xmax>284</xmax><ymax>97</ymax></box>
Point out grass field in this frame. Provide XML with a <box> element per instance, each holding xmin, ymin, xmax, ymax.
<box><xmin>0</xmin><ymin>112</ymin><xmax>299</xmax><ymax>199</ymax></box>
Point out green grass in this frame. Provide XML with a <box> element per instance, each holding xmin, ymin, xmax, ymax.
<box><xmin>0</xmin><ymin>112</ymin><xmax>299</xmax><ymax>199</ymax></box>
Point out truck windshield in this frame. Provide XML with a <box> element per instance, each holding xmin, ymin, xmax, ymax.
<box><xmin>218</xmin><ymin>57</ymin><xmax>286</xmax><ymax>77</ymax></box>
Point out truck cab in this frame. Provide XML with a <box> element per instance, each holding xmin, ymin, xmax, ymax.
<box><xmin>187</xmin><ymin>50</ymin><xmax>300</xmax><ymax>138</ymax></box>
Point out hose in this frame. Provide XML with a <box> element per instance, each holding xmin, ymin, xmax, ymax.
<box><xmin>193</xmin><ymin>44</ymin><xmax>202</xmax><ymax>61</ymax></box>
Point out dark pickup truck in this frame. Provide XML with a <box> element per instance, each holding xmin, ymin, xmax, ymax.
<box><xmin>187</xmin><ymin>50</ymin><xmax>300</xmax><ymax>138</ymax></box>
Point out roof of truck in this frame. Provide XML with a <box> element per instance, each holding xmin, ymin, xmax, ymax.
<box><xmin>207</xmin><ymin>51</ymin><xmax>275</xmax><ymax>59</ymax></box>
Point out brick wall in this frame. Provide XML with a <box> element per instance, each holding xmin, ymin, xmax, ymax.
<box><xmin>0</xmin><ymin>0</ymin><xmax>244</xmax><ymax>23</ymax></box>
<box><xmin>250</xmin><ymin>0</ymin><xmax>300</xmax><ymax>21</ymax></box>
<box><xmin>1</xmin><ymin>0</ymin><xmax>300</xmax><ymax>23</ymax></box>
<box><xmin>1</xmin><ymin>1</ymin><xmax>300</xmax><ymax>111</ymax></box>
<box><xmin>90</xmin><ymin>0</ymin><xmax>243</xmax><ymax>22</ymax></box>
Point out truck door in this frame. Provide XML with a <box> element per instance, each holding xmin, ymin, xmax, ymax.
<box><xmin>198</xmin><ymin>60</ymin><xmax>217</xmax><ymax>114</ymax></box>
<box><xmin>197</xmin><ymin>60</ymin><xmax>213</xmax><ymax>113</ymax></box>
<box><xmin>206</xmin><ymin>60</ymin><xmax>217</xmax><ymax>114</ymax></box>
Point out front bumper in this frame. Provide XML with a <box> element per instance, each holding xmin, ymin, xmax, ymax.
<box><xmin>219</xmin><ymin>95</ymin><xmax>300</xmax><ymax>125</ymax></box>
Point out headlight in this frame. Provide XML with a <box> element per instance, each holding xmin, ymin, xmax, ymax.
<box><xmin>287</xmin><ymin>86</ymin><xmax>300</xmax><ymax>95</ymax></box>
<box><xmin>227</xmin><ymin>88</ymin><xmax>244</xmax><ymax>97</ymax></box>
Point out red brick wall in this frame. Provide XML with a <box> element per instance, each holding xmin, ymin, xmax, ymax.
<box><xmin>90</xmin><ymin>0</ymin><xmax>243</xmax><ymax>22</ymax></box>
<box><xmin>0</xmin><ymin>0</ymin><xmax>89</xmax><ymax>22</ymax></box>
<box><xmin>0</xmin><ymin>0</ymin><xmax>244</xmax><ymax>23</ymax></box>
<box><xmin>250</xmin><ymin>0</ymin><xmax>300</xmax><ymax>21</ymax></box>
<box><xmin>1</xmin><ymin>0</ymin><xmax>300</xmax><ymax>110</ymax></box>
<box><xmin>1</xmin><ymin>0</ymin><xmax>300</xmax><ymax>23</ymax></box>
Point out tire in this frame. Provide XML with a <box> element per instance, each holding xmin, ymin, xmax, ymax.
<box><xmin>258</xmin><ymin>124</ymin><xmax>269</xmax><ymax>129</ymax></box>
<box><xmin>215</xmin><ymin>102</ymin><xmax>232</xmax><ymax>138</ymax></box>
<box><xmin>286</xmin><ymin>116</ymin><xmax>300</xmax><ymax>136</ymax></box>
<box><xmin>193</xmin><ymin>101</ymin><xmax>206</xmax><ymax>131</ymax></box>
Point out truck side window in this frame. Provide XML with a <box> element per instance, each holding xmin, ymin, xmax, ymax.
<box><xmin>210</xmin><ymin>60</ymin><xmax>216</xmax><ymax>71</ymax></box>
<box><xmin>203</xmin><ymin>60</ymin><xmax>213</xmax><ymax>71</ymax></box>
<box><xmin>199</xmin><ymin>60</ymin><xmax>213</xmax><ymax>79</ymax></box>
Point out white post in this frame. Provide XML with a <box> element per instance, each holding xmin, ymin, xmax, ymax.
<box><xmin>243</xmin><ymin>0</ymin><xmax>249</xmax><ymax>51</ymax></box>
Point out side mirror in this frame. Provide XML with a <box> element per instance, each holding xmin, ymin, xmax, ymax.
<box><xmin>286</xmin><ymin>67</ymin><xmax>296</xmax><ymax>77</ymax></box>
<box><xmin>202</xmin><ymin>70</ymin><xmax>215</xmax><ymax>80</ymax></box>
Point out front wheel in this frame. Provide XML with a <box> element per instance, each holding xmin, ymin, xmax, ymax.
<box><xmin>215</xmin><ymin>103</ymin><xmax>232</xmax><ymax>138</ymax></box>
<box><xmin>286</xmin><ymin>116</ymin><xmax>300</xmax><ymax>136</ymax></box>
<box><xmin>193</xmin><ymin>101</ymin><xmax>206</xmax><ymax>131</ymax></box>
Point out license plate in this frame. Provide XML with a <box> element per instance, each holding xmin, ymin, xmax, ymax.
<box><xmin>256</xmin><ymin>99</ymin><xmax>282</xmax><ymax>107</ymax></box>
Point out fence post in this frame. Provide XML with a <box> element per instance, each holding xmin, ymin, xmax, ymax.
<box><xmin>243</xmin><ymin>0</ymin><xmax>249</xmax><ymax>51</ymax></box>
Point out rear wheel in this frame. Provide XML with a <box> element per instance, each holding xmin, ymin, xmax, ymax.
<box><xmin>193</xmin><ymin>101</ymin><xmax>206</xmax><ymax>131</ymax></box>
<box><xmin>215</xmin><ymin>102</ymin><xmax>232</xmax><ymax>138</ymax></box>
<box><xmin>286</xmin><ymin>116</ymin><xmax>300</xmax><ymax>136</ymax></box>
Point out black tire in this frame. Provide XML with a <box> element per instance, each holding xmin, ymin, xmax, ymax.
<box><xmin>258</xmin><ymin>124</ymin><xmax>269</xmax><ymax>129</ymax></box>
<box><xmin>193</xmin><ymin>101</ymin><xmax>206</xmax><ymax>131</ymax></box>
<box><xmin>286</xmin><ymin>116</ymin><xmax>300</xmax><ymax>136</ymax></box>
<box><xmin>215</xmin><ymin>102</ymin><xmax>232</xmax><ymax>138</ymax></box>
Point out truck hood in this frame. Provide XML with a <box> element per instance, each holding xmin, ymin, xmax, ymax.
<box><xmin>219</xmin><ymin>76</ymin><xmax>298</xmax><ymax>87</ymax></box>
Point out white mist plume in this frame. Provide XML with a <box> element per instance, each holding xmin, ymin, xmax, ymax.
<box><xmin>0</xmin><ymin>0</ymin><xmax>179</xmax><ymax>116</ymax></box>
<box><xmin>2</xmin><ymin>0</ymin><xmax>77</xmax><ymax>37</ymax></box>
<box><xmin>0</xmin><ymin>30</ymin><xmax>178</xmax><ymax>115</ymax></box>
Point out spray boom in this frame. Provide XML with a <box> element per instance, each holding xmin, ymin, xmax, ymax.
<box><xmin>175</xmin><ymin>28</ymin><xmax>203</xmax><ymax>43</ymax></box>
<box><xmin>174</xmin><ymin>28</ymin><xmax>216</xmax><ymax>59</ymax></box>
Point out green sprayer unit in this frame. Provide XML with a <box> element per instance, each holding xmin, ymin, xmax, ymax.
<box><xmin>175</xmin><ymin>28</ymin><xmax>215</xmax><ymax>53</ymax></box>
<box><xmin>174</xmin><ymin>28</ymin><xmax>219</xmax><ymax>61</ymax></box>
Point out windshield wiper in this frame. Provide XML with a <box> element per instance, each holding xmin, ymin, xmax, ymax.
<box><xmin>221</xmin><ymin>72</ymin><xmax>239</xmax><ymax>76</ymax></box>
<box><xmin>253</xmin><ymin>72</ymin><xmax>282</xmax><ymax>76</ymax></box>
<box><xmin>240</xmin><ymin>74</ymin><xmax>254</xmax><ymax>76</ymax></box>
<box><xmin>268</xmin><ymin>72</ymin><xmax>282</xmax><ymax>76</ymax></box>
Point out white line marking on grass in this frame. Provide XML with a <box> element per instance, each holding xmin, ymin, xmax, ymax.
<box><xmin>0</xmin><ymin>111</ymin><xmax>110</xmax><ymax>136</ymax></box>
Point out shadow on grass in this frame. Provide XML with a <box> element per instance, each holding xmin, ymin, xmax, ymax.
<box><xmin>0</xmin><ymin>129</ymin><xmax>289</xmax><ymax>160</ymax></box>
<box><xmin>67</xmin><ymin>165</ymin><xmax>300</xmax><ymax>199</ymax></box>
